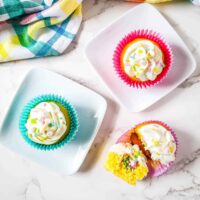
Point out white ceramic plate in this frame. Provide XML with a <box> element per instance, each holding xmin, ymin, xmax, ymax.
<box><xmin>85</xmin><ymin>3</ymin><xmax>196</xmax><ymax>112</ymax></box>
<box><xmin>0</xmin><ymin>68</ymin><xmax>107</xmax><ymax>175</ymax></box>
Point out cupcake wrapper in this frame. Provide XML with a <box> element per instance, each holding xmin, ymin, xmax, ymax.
<box><xmin>135</xmin><ymin>120</ymin><xmax>178</xmax><ymax>177</ymax></box>
<box><xmin>19</xmin><ymin>94</ymin><xmax>79</xmax><ymax>151</ymax></box>
<box><xmin>113</xmin><ymin>29</ymin><xmax>173</xmax><ymax>89</ymax></box>
<box><xmin>116</xmin><ymin>120</ymin><xmax>178</xmax><ymax>177</ymax></box>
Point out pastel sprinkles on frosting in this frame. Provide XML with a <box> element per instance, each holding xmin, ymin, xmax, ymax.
<box><xmin>122</xmin><ymin>39</ymin><xmax>165</xmax><ymax>81</ymax></box>
<box><xmin>104</xmin><ymin>143</ymin><xmax>148</xmax><ymax>185</ymax></box>
<box><xmin>136</xmin><ymin>123</ymin><xmax>176</xmax><ymax>165</ymax></box>
<box><xmin>25</xmin><ymin>102</ymin><xmax>67</xmax><ymax>145</ymax></box>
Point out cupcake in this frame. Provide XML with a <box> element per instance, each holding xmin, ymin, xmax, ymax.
<box><xmin>105</xmin><ymin>121</ymin><xmax>177</xmax><ymax>184</ymax></box>
<box><xmin>113</xmin><ymin>29</ymin><xmax>172</xmax><ymax>88</ymax></box>
<box><xmin>104</xmin><ymin>143</ymin><xmax>148</xmax><ymax>185</ymax></box>
<box><xmin>19</xmin><ymin>94</ymin><xmax>79</xmax><ymax>150</ymax></box>
<box><xmin>134</xmin><ymin>121</ymin><xmax>177</xmax><ymax>176</ymax></box>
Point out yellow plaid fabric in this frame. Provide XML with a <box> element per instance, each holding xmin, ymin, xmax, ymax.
<box><xmin>0</xmin><ymin>0</ymin><xmax>82</xmax><ymax>62</ymax></box>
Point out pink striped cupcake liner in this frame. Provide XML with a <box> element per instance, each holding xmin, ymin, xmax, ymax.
<box><xmin>113</xmin><ymin>29</ymin><xmax>173</xmax><ymax>89</ymax></box>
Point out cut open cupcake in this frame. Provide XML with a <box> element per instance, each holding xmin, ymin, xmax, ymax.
<box><xmin>134</xmin><ymin>121</ymin><xmax>177</xmax><ymax>176</ymax></box>
<box><xmin>105</xmin><ymin>121</ymin><xmax>177</xmax><ymax>184</ymax></box>
<box><xmin>104</xmin><ymin>143</ymin><xmax>149</xmax><ymax>185</ymax></box>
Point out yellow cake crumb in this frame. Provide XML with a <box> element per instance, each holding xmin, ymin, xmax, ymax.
<box><xmin>104</xmin><ymin>151</ymin><xmax>148</xmax><ymax>185</ymax></box>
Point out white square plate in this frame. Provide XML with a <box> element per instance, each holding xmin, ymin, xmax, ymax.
<box><xmin>85</xmin><ymin>3</ymin><xmax>196</xmax><ymax>112</ymax></box>
<box><xmin>0</xmin><ymin>68</ymin><xmax>107</xmax><ymax>175</ymax></box>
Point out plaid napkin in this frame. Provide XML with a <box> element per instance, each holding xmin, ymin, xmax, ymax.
<box><xmin>0</xmin><ymin>0</ymin><xmax>82</xmax><ymax>62</ymax></box>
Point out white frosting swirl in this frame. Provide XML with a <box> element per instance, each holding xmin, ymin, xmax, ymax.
<box><xmin>137</xmin><ymin>123</ymin><xmax>176</xmax><ymax>164</ymax></box>
<box><xmin>25</xmin><ymin>102</ymin><xmax>67</xmax><ymax>145</ymax></box>
<box><xmin>123</xmin><ymin>40</ymin><xmax>164</xmax><ymax>81</ymax></box>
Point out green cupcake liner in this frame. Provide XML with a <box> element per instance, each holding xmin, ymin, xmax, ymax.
<box><xmin>19</xmin><ymin>94</ymin><xmax>79</xmax><ymax>151</ymax></box>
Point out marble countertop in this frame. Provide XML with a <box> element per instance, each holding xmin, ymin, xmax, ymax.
<box><xmin>0</xmin><ymin>1</ymin><xmax>200</xmax><ymax>199</ymax></box>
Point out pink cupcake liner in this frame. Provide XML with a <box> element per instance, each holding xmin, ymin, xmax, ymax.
<box><xmin>116</xmin><ymin>120</ymin><xmax>178</xmax><ymax>177</ymax></box>
<box><xmin>113</xmin><ymin>29</ymin><xmax>173</xmax><ymax>89</ymax></box>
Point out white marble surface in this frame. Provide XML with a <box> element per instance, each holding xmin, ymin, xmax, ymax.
<box><xmin>0</xmin><ymin>1</ymin><xmax>200</xmax><ymax>199</ymax></box>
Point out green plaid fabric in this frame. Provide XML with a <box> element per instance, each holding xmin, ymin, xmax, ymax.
<box><xmin>0</xmin><ymin>0</ymin><xmax>82</xmax><ymax>62</ymax></box>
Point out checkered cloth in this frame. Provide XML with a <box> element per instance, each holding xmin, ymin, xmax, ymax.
<box><xmin>0</xmin><ymin>0</ymin><xmax>82</xmax><ymax>62</ymax></box>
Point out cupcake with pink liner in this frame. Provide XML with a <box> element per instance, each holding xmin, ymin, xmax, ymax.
<box><xmin>113</xmin><ymin>29</ymin><xmax>173</xmax><ymax>88</ymax></box>
<box><xmin>116</xmin><ymin>120</ymin><xmax>177</xmax><ymax>177</ymax></box>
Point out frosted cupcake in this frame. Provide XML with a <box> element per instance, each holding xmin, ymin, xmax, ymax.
<box><xmin>134</xmin><ymin>121</ymin><xmax>177</xmax><ymax>176</ymax></box>
<box><xmin>113</xmin><ymin>29</ymin><xmax>172</xmax><ymax>88</ymax></box>
<box><xmin>104</xmin><ymin>143</ymin><xmax>148</xmax><ymax>185</ymax></box>
<box><xmin>105</xmin><ymin>121</ymin><xmax>177</xmax><ymax>184</ymax></box>
<box><xmin>19</xmin><ymin>94</ymin><xmax>79</xmax><ymax>150</ymax></box>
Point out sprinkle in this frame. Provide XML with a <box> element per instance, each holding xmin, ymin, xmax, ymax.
<box><xmin>48</xmin><ymin>123</ymin><xmax>53</xmax><ymax>127</ymax></box>
<box><xmin>169</xmin><ymin>145</ymin><xmax>175</xmax><ymax>153</ymax></box>
<box><xmin>30</xmin><ymin>118</ymin><xmax>37</xmax><ymax>124</ymax></box>
<box><xmin>152</xmin><ymin>139</ymin><xmax>160</xmax><ymax>146</ymax></box>
<box><xmin>130</xmin><ymin>65</ymin><xmax>136</xmax><ymax>72</ymax></box>
<box><xmin>104</xmin><ymin>152</ymin><xmax>148</xmax><ymax>185</ymax></box>
<box><xmin>125</xmin><ymin>63</ymin><xmax>131</xmax><ymax>67</ymax></box>
<box><xmin>33</xmin><ymin>128</ymin><xmax>38</xmax><ymax>133</ymax></box>
<box><xmin>153</xmin><ymin>67</ymin><xmax>159</xmax><ymax>73</ymax></box>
